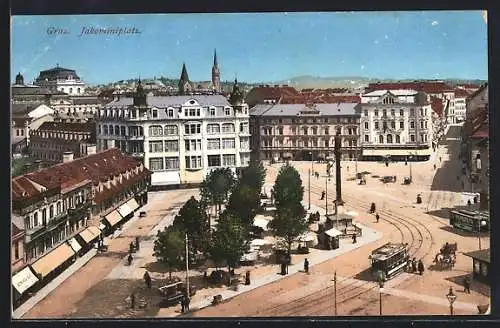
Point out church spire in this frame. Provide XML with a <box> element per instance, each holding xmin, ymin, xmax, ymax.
<box><xmin>214</xmin><ymin>49</ymin><xmax>218</xmax><ymax>67</ymax></box>
<box><xmin>212</xmin><ymin>50</ymin><xmax>221</xmax><ymax>93</ymax></box>
<box><xmin>178</xmin><ymin>63</ymin><xmax>192</xmax><ymax>95</ymax></box>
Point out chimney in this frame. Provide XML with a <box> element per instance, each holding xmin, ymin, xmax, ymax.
<box><xmin>86</xmin><ymin>145</ymin><xmax>97</xmax><ymax>155</ymax></box>
<box><xmin>63</xmin><ymin>151</ymin><xmax>74</xmax><ymax>163</ymax></box>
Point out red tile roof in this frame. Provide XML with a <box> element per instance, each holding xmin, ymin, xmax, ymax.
<box><xmin>464</xmin><ymin>107</ymin><xmax>488</xmax><ymax>138</ymax></box>
<box><xmin>37</xmin><ymin>121</ymin><xmax>94</xmax><ymax>133</ymax></box>
<box><xmin>365</xmin><ymin>81</ymin><xmax>454</xmax><ymax>94</ymax></box>
<box><xmin>430</xmin><ymin>97</ymin><xmax>444</xmax><ymax>118</ymax></box>
<box><xmin>245</xmin><ymin>86</ymin><xmax>300</xmax><ymax>105</ymax></box>
<box><xmin>471</xmin><ymin>123</ymin><xmax>488</xmax><ymax>139</ymax></box>
<box><xmin>12</xmin><ymin>222</ymin><xmax>24</xmax><ymax>237</ymax></box>
<box><xmin>454</xmin><ymin>88</ymin><xmax>471</xmax><ymax>98</ymax></box>
<box><xmin>457</xmin><ymin>83</ymin><xmax>481</xmax><ymax>89</ymax></box>
<box><xmin>12</xmin><ymin>148</ymin><xmax>151</xmax><ymax>202</ymax></box>
<box><xmin>281</xmin><ymin>95</ymin><xmax>360</xmax><ymax>104</ymax></box>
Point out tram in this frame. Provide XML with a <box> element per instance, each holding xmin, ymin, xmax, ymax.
<box><xmin>449</xmin><ymin>209</ymin><xmax>489</xmax><ymax>232</ymax></box>
<box><xmin>369</xmin><ymin>242</ymin><xmax>409</xmax><ymax>281</ymax></box>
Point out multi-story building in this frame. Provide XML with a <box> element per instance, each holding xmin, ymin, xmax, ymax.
<box><xmin>454</xmin><ymin>88</ymin><xmax>471</xmax><ymax>123</ymax></box>
<box><xmin>11</xmin><ymin>223</ymin><xmax>25</xmax><ymax>273</ymax></box>
<box><xmin>51</xmin><ymin>96</ymin><xmax>103</xmax><ymax>123</ymax></box>
<box><xmin>97</xmin><ymin>78</ymin><xmax>250</xmax><ymax>187</ymax></box>
<box><xmin>11</xmin><ymin>149</ymin><xmax>151</xmax><ymax>302</ymax></box>
<box><xmin>34</xmin><ymin>65</ymin><xmax>86</xmax><ymax>95</ymax></box>
<box><xmin>250</xmin><ymin>102</ymin><xmax>361</xmax><ymax>161</ymax></box>
<box><xmin>466</xmin><ymin>83</ymin><xmax>488</xmax><ymax>119</ymax></box>
<box><xmin>12</xmin><ymin>73</ymin><xmax>68</xmax><ymax>106</ymax></box>
<box><xmin>29</xmin><ymin>121</ymin><xmax>96</xmax><ymax>163</ymax></box>
<box><xmin>359</xmin><ymin>89</ymin><xmax>433</xmax><ymax>161</ymax></box>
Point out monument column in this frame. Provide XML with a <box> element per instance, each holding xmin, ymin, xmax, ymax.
<box><xmin>334</xmin><ymin>127</ymin><xmax>344</xmax><ymax>207</ymax></box>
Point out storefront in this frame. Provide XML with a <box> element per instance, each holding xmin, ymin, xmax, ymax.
<box><xmin>31</xmin><ymin>242</ymin><xmax>76</xmax><ymax>283</ymax></box>
<box><xmin>12</xmin><ymin>266</ymin><xmax>39</xmax><ymax>308</ymax></box>
<box><xmin>77</xmin><ymin>226</ymin><xmax>101</xmax><ymax>252</ymax></box>
<box><xmin>117</xmin><ymin>202</ymin><xmax>133</xmax><ymax>220</ymax></box>
<box><xmin>103</xmin><ymin>210</ymin><xmax>123</xmax><ymax>232</ymax></box>
<box><xmin>464</xmin><ymin>249</ymin><xmax>490</xmax><ymax>285</ymax></box>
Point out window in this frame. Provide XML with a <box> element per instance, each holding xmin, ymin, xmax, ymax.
<box><xmin>223</xmin><ymin>154</ymin><xmax>236</xmax><ymax>166</ymax></box>
<box><xmin>207</xmin><ymin>124</ymin><xmax>220</xmax><ymax>134</ymax></box>
<box><xmin>363</xmin><ymin>110</ymin><xmax>368</xmax><ymax>116</ymax></box>
<box><xmin>400</xmin><ymin>109</ymin><xmax>404</xmax><ymax>116</ymax></box>
<box><xmin>164</xmin><ymin>125</ymin><xmax>178</xmax><ymax>135</ymax></box>
<box><xmin>165</xmin><ymin>157</ymin><xmax>180</xmax><ymax>170</ymax></box>
<box><xmin>98</xmin><ymin>125</ymin><xmax>102</xmax><ymax>135</ymax></box>
<box><xmin>382</xmin><ymin>109</ymin><xmax>387</xmax><ymax>117</ymax></box>
<box><xmin>395</xmin><ymin>135</ymin><xmax>400</xmax><ymax>143</ymax></box>
<box><xmin>207</xmin><ymin>155</ymin><xmax>221</xmax><ymax>167</ymax></box>
<box><xmin>165</xmin><ymin>140</ymin><xmax>179</xmax><ymax>152</ymax></box>
<box><xmin>363</xmin><ymin>122</ymin><xmax>369</xmax><ymax>130</ymax></box>
<box><xmin>222</xmin><ymin>123</ymin><xmax>235</xmax><ymax>133</ymax></box>
<box><xmin>410</xmin><ymin>134</ymin><xmax>415</xmax><ymax>142</ymax></box>
<box><xmin>152</xmin><ymin>109</ymin><xmax>158</xmax><ymax>118</ymax></box>
<box><xmin>185</xmin><ymin>139</ymin><xmax>202</xmax><ymax>151</ymax></box>
<box><xmin>185</xmin><ymin>156</ymin><xmax>202</xmax><ymax>169</ymax></box>
<box><xmin>49</xmin><ymin>205</ymin><xmax>54</xmax><ymax>218</ymax></box>
<box><xmin>42</xmin><ymin>208</ymin><xmax>47</xmax><ymax>225</ymax></box>
<box><xmin>167</xmin><ymin>109</ymin><xmax>174</xmax><ymax>117</ymax></box>
<box><xmin>391</xmin><ymin>121</ymin><xmax>395</xmax><ymax>129</ymax></box>
<box><xmin>149</xmin><ymin>157</ymin><xmax>164</xmax><ymax>171</ymax></box>
<box><xmin>374</xmin><ymin>122</ymin><xmax>379</xmax><ymax>130</ymax></box>
<box><xmin>379</xmin><ymin>135</ymin><xmax>384</xmax><ymax>143</ymax></box>
<box><xmin>57</xmin><ymin>202</ymin><xmax>61</xmax><ymax>214</ymax></box>
<box><xmin>410</xmin><ymin>121</ymin><xmax>415</xmax><ymax>129</ymax></box>
<box><xmin>16</xmin><ymin>130</ymin><xmax>19</xmax><ymax>136</ymax></box>
<box><xmin>387</xmin><ymin>134</ymin><xmax>393</xmax><ymax>144</ymax></box>
<box><xmin>14</xmin><ymin>242</ymin><xmax>19</xmax><ymax>260</ymax></box>
<box><xmin>303</xmin><ymin>127</ymin><xmax>308</xmax><ymax>135</ymax></box>
<box><xmin>207</xmin><ymin>138</ymin><xmax>220</xmax><ymax>150</ymax></box>
<box><xmin>374</xmin><ymin>110</ymin><xmax>379</xmax><ymax>117</ymax></box>
<box><xmin>224</xmin><ymin>108</ymin><xmax>231</xmax><ymax>116</ymax></box>
<box><xmin>103</xmin><ymin>125</ymin><xmax>108</xmax><ymax>135</ymax></box>
<box><xmin>400</xmin><ymin>121</ymin><xmax>404</xmax><ymax>129</ymax></box>
<box><xmin>277</xmin><ymin>127</ymin><xmax>283</xmax><ymax>135</ymax></box>
<box><xmin>390</xmin><ymin>109</ymin><xmax>395</xmax><ymax>116</ymax></box>
<box><xmin>149</xmin><ymin>141</ymin><xmax>163</xmax><ymax>153</ymax></box>
<box><xmin>120</xmin><ymin>126</ymin><xmax>126</xmax><ymax>136</ymax></box>
<box><xmin>184</xmin><ymin>123</ymin><xmax>201</xmax><ymax>134</ymax></box>
<box><xmin>324</xmin><ymin>127</ymin><xmax>329</xmax><ymax>135</ymax></box>
<box><xmin>410</xmin><ymin>108</ymin><xmax>415</xmax><ymax>116</ymax></box>
<box><xmin>210</xmin><ymin>108</ymin><xmax>216</xmax><ymax>116</ymax></box>
<box><xmin>474</xmin><ymin>260</ymin><xmax>480</xmax><ymax>274</ymax></box>
<box><xmin>222</xmin><ymin>138</ymin><xmax>236</xmax><ymax>149</ymax></box>
<box><xmin>149</xmin><ymin>125</ymin><xmax>163</xmax><ymax>137</ymax></box>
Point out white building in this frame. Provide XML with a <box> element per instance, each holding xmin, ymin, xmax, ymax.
<box><xmin>466</xmin><ymin>83</ymin><xmax>488</xmax><ymax>119</ymax></box>
<box><xmin>34</xmin><ymin>65</ymin><xmax>86</xmax><ymax>96</ymax></box>
<box><xmin>360</xmin><ymin>89</ymin><xmax>433</xmax><ymax>161</ymax></box>
<box><xmin>50</xmin><ymin>96</ymin><xmax>103</xmax><ymax>122</ymax></box>
<box><xmin>96</xmin><ymin>80</ymin><xmax>251</xmax><ymax>187</ymax></box>
<box><xmin>454</xmin><ymin>88</ymin><xmax>470</xmax><ymax>123</ymax></box>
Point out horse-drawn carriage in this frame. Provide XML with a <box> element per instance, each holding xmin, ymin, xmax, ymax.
<box><xmin>433</xmin><ymin>242</ymin><xmax>457</xmax><ymax>269</ymax></box>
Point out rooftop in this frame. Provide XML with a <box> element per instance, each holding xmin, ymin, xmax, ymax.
<box><xmin>37</xmin><ymin>121</ymin><xmax>94</xmax><ymax>133</ymax></box>
<box><xmin>250</xmin><ymin>102</ymin><xmax>360</xmax><ymax>117</ymax></box>
<box><xmin>464</xmin><ymin>249</ymin><xmax>490</xmax><ymax>264</ymax></box>
<box><xmin>363</xmin><ymin>89</ymin><xmax>419</xmax><ymax>97</ymax></box>
<box><xmin>365</xmin><ymin>81</ymin><xmax>455</xmax><ymax>94</ymax></box>
<box><xmin>104</xmin><ymin>94</ymin><xmax>231</xmax><ymax>108</ymax></box>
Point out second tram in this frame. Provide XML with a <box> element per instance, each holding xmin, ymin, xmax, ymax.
<box><xmin>369</xmin><ymin>242</ymin><xmax>410</xmax><ymax>281</ymax></box>
<box><xmin>449</xmin><ymin>209</ymin><xmax>489</xmax><ymax>232</ymax></box>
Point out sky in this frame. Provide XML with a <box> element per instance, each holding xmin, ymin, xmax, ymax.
<box><xmin>11</xmin><ymin>11</ymin><xmax>488</xmax><ymax>85</ymax></box>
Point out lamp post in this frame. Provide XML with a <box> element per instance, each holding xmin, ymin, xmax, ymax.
<box><xmin>325</xmin><ymin>176</ymin><xmax>331</xmax><ymax>215</ymax></box>
<box><xmin>378</xmin><ymin>278</ymin><xmax>385</xmax><ymax>316</ymax></box>
<box><xmin>409</xmin><ymin>154</ymin><xmax>413</xmax><ymax>182</ymax></box>
<box><xmin>333</xmin><ymin>271</ymin><xmax>338</xmax><ymax>316</ymax></box>
<box><xmin>446</xmin><ymin>286</ymin><xmax>456</xmax><ymax>315</ymax></box>
<box><xmin>478</xmin><ymin>219</ymin><xmax>487</xmax><ymax>250</ymax></box>
<box><xmin>308</xmin><ymin>151</ymin><xmax>312</xmax><ymax>210</ymax></box>
<box><xmin>185</xmin><ymin>233</ymin><xmax>190</xmax><ymax>295</ymax></box>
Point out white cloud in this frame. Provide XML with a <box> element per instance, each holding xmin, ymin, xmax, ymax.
<box><xmin>384</xmin><ymin>34</ymin><xmax>389</xmax><ymax>39</ymax></box>
<box><xmin>43</xmin><ymin>45</ymin><xmax>51</xmax><ymax>52</ymax></box>
<box><xmin>373</xmin><ymin>39</ymin><xmax>379</xmax><ymax>44</ymax></box>
<box><xmin>442</xmin><ymin>32</ymin><xmax>448</xmax><ymax>37</ymax></box>
<box><xmin>360</xmin><ymin>65</ymin><xmax>365</xmax><ymax>70</ymax></box>
<box><xmin>431</xmin><ymin>20</ymin><xmax>439</xmax><ymax>26</ymax></box>
<box><xmin>176</xmin><ymin>40</ymin><xmax>180</xmax><ymax>45</ymax></box>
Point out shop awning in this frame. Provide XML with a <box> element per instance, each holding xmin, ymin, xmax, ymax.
<box><xmin>88</xmin><ymin>226</ymin><xmax>101</xmax><ymax>238</ymax></box>
<box><xmin>79</xmin><ymin>227</ymin><xmax>99</xmax><ymax>244</ymax></box>
<box><xmin>117</xmin><ymin>203</ymin><xmax>133</xmax><ymax>218</ymax></box>
<box><xmin>99</xmin><ymin>223</ymin><xmax>106</xmax><ymax>231</ymax></box>
<box><xmin>12</xmin><ymin>266</ymin><xmax>39</xmax><ymax>294</ymax></box>
<box><xmin>104</xmin><ymin>210</ymin><xmax>123</xmax><ymax>227</ymax></box>
<box><xmin>325</xmin><ymin>228</ymin><xmax>343</xmax><ymax>237</ymax></box>
<box><xmin>31</xmin><ymin>243</ymin><xmax>75</xmax><ymax>278</ymax></box>
<box><xmin>126</xmin><ymin>198</ymin><xmax>140</xmax><ymax>212</ymax></box>
<box><xmin>67</xmin><ymin>238</ymin><xmax>82</xmax><ymax>253</ymax></box>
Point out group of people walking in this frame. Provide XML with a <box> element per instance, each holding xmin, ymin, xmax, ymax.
<box><xmin>409</xmin><ymin>257</ymin><xmax>425</xmax><ymax>275</ymax></box>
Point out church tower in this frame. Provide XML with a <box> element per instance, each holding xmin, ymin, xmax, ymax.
<box><xmin>211</xmin><ymin>49</ymin><xmax>221</xmax><ymax>94</ymax></box>
<box><xmin>15</xmin><ymin>72</ymin><xmax>24</xmax><ymax>85</ymax></box>
<box><xmin>178</xmin><ymin>63</ymin><xmax>192</xmax><ymax>95</ymax></box>
<box><xmin>133</xmin><ymin>78</ymin><xmax>147</xmax><ymax>107</ymax></box>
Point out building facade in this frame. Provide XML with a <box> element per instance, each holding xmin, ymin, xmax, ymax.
<box><xmin>454</xmin><ymin>88</ymin><xmax>470</xmax><ymax>123</ymax></box>
<box><xmin>29</xmin><ymin>121</ymin><xmax>96</xmax><ymax>163</ymax></box>
<box><xmin>11</xmin><ymin>149</ymin><xmax>151</xmax><ymax>302</ymax></box>
<box><xmin>34</xmin><ymin>65</ymin><xmax>86</xmax><ymax>95</ymax></box>
<box><xmin>11</xmin><ymin>104</ymin><xmax>55</xmax><ymax>156</ymax></box>
<box><xmin>212</xmin><ymin>49</ymin><xmax>221</xmax><ymax>93</ymax></box>
<box><xmin>250</xmin><ymin>102</ymin><xmax>361</xmax><ymax>161</ymax></box>
<box><xmin>359</xmin><ymin>90</ymin><xmax>433</xmax><ymax>161</ymax></box>
<box><xmin>96</xmin><ymin>79</ymin><xmax>251</xmax><ymax>187</ymax></box>
<box><xmin>466</xmin><ymin>83</ymin><xmax>488</xmax><ymax>119</ymax></box>
<box><xmin>50</xmin><ymin>96</ymin><xmax>103</xmax><ymax>123</ymax></box>
<box><xmin>11</xmin><ymin>223</ymin><xmax>25</xmax><ymax>273</ymax></box>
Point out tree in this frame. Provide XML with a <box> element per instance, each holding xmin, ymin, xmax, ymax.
<box><xmin>200</xmin><ymin>168</ymin><xmax>236</xmax><ymax>214</ymax></box>
<box><xmin>209</xmin><ymin>211</ymin><xmax>249</xmax><ymax>285</ymax></box>
<box><xmin>239</xmin><ymin>162</ymin><xmax>266</xmax><ymax>193</ymax></box>
<box><xmin>153</xmin><ymin>226</ymin><xmax>185</xmax><ymax>280</ymax></box>
<box><xmin>225</xmin><ymin>182</ymin><xmax>261</xmax><ymax>228</ymax></box>
<box><xmin>269</xmin><ymin>164</ymin><xmax>308</xmax><ymax>255</ymax></box>
<box><xmin>173</xmin><ymin>196</ymin><xmax>210</xmax><ymax>255</ymax></box>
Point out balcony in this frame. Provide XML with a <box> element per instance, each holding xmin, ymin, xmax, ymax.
<box><xmin>126</xmin><ymin>135</ymin><xmax>145</xmax><ymax>140</ymax></box>
<box><xmin>67</xmin><ymin>202</ymin><xmax>92</xmax><ymax>215</ymax></box>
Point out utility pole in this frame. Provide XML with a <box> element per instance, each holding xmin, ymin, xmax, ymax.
<box><xmin>325</xmin><ymin>176</ymin><xmax>328</xmax><ymax>215</ymax></box>
<box><xmin>308</xmin><ymin>168</ymin><xmax>311</xmax><ymax>210</ymax></box>
<box><xmin>334</xmin><ymin>271</ymin><xmax>338</xmax><ymax>316</ymax></box>
<box><xmin>185</xmin><ymin>233</ymin><xmax>190</xmax><ymax>294</ymax></box>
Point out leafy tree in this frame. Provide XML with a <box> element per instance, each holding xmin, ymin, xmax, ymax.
<box><xmin>200</xmin><ymin>168</ymin><xmax>236</xmax><ymax>214</ymax></box>
<box><xmin>153</xmin><ymin>226</ymin><xmax>185</xmax><ymax>280</ymax></box>
<box><xmin>269</xmin><ymin>164</ymin><xmax>308</xmax><ymax>255</ymax></box>
<box><xmin>226</xmin><ymin>182</ymin><xmax>261</xmax><ymax>228</ymax></box>
<box><xmin>209</xmin><ymin>212</ymin><xmax>249</xmax><ymax>285</ymax></box>
<box><xmin>239</xmin><ymin>162</ymin><xmax>266</xmax><ymax>194</ymax></box>
<box><xmin>173</xmin><ymin>196</ymin><xmax>210</xmax><ymax>255</ymax></box>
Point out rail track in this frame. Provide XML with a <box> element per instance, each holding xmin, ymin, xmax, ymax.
<box><xmin>249</xmin><ymin>183</ymin><xmax>435</xmax><ymax>317</ymax></box>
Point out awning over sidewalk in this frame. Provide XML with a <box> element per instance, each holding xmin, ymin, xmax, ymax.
<box><xmin>104</xmin><ymin>210</ymin><xmax>123</xmax><ymax>228</ymax></box>
<box><xmin>125</xmin><ymin>198</ymin><xmax>140</xmax><ymax>212</ymax></box>
<box><xmin>117</xmin><ymin>203</ymin><xmax>133</xmax><ymax>218</ymax></box>
<box><xmin>325</xmin><ymin>228</ymin><xmax>343</xmax><ymax>237</ymax></box>
<box><xmin>31</xmin><ymin>243</ymin><xmax>75</xmax><ymax>278</ymax></box>
<box><xmin>79</xmin><ymin>227</ymin><xmax>99</xmax><ymax>244</ymax></box>
<box><xmin>67</xmin><ymin>238</ymin><xmax>82</xmax><ymax>253</ymax></box>
<box><xmin>88</xmin><ymin>226</ymin><xmax>101</xmax><ymax>237</ymax></box>
<box><xmin>12</xmin><ymin>266</ymin><xmax>39</xmax><ymax>294</ymax></box>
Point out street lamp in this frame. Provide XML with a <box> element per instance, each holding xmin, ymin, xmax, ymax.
<box><xmin>408</xmin><ymin>154</ymin><xmax>413</xmax><ymax>182</ymax></box>
<box><xmin>446</xmin><ymin>286</ymin><xmax>456</xmax><ymax>315</ymax></box>
<box><xmin>378</xmin><ymin>278</ymin><xmax>385</xmax><ymax>316</ymax></box>
<box><xmin>478</xmin><ymin>219</ymin><xmax>487</xmax><ymax>250</ymax></box>
<box><xmin>308</xmin><ymin>151</ymin><xmax>312</xmax><ymax>210</ymax></box>
<box><xmin>325</xmin><ymin>176</ymin><xmax>331</xmax><ymax>215</ymax></box>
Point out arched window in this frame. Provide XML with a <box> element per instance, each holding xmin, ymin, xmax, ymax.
<box><xmin>69</xmin><ymin>87</ymin><xmax>73</xmax><ymax>94</ymax></box>
<box><xmin>149</xmin><ymin>125</ymin><xmax>163</xmax><ymax>137</ymax></box>
<box><xmin>114</xmin><ymin>125</ymin><xmax>120</xmax><ymax>135</ymax></box>
<box><xmin>103</xmin><ymin>125</ymin><xmax>109</xmax><ymax>135</ymax></box>
<box><xmin>164</xmin><ymin>125</ymin><xmax>178</xmax><ymax>135</ymax></box>
<box><xmin>387</xmin><ymin>134</ymin><xmax>393</xmax><ymax>144</ymax></box>
<box><xmin>379</xmin><ymin>135</ymin><xmax>384</xmax><ymax>144</ymax></box>
<box><xmin>77</xmin><ymin>88</ymin><xmax>81</xmax><ymax>93</ymax></box>
<box><xmin>395</xmin><ymin>135</ymin><xmax>401</xmax><ymax>143</ymax></box>
<box><xmin>221</xmin><ymin>123</ymin><xmax>235</xmax><ymax>133</ymax></box>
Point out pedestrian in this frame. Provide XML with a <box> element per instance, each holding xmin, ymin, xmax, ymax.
<box><xmin>130</xmin><ymin>293</ymin><xmax>136</xmax><ymax>309</ymax></box>
<box><xmin>474</xmin><ymin>195</ymin><xmax>478</xmax><ymax>204</ymax></box>
<box><xmin>304</xmin><ymin>258</ymin><xmax>309</xmax><ymax>274</ymax></box>
<box><xmin>143</xmin><ymin>271</ymin><xmax>151</xmax><ymax>289</ymax></box>
<box><xmin>370</xmin><ymin>202</ymin><xmax>376</xmax><ymax>214</ymax></box>
<box><xmin>321</xmin><ymin>191</ymin><xmax>325</xmax><ymax>200</ymax></box>
<box><xmin>180</xmin><ymin>296</ymin><xmax>185</xmax><ymax>313</ymax></box>
<box><xmin>129</xmin><ymin>242</ymin><xmax>135</xmax><ymax>254</ymax></box>
<box><xmin>347</xmin><ymin>166</ymin><xmax>349</xmax><ymax>172</ymax></box>
<box><xmin>468</xmin><ymin>199</ymin><xmax>472</xmax><ymax>207</ymax></box>
<box><xmin>245</xmin><ymin>270</ymin><xmax>251</xmax><ymax>285</ymax></box>
<box><xmin>439</xmin><ymin>157</ymin><xmax>442</xmax><ymax>162</ymax></box>
<box><xmin>185</xmin><ymin>295</ymin><xmax>190</xmax><ymax>312</ymax></box>
<box><xmin>411</xmin><ymin>258</ymin><xmax>417</xmax><ymax>273</ymax></box>
<box><xmin>434</xmin><ymin>164</ymin><xmax>437</xmax><ymax>170</ymax></box>
<box><xmin>417</xmin><ymin>260</ymin><xmax>424</xmax><ymax>275</ymax></box>
<box><xmin>376</xmin><ymin>213</ymin><xmax>380</xmax><ymax>223</ymax></box>
<box><xmin>352</xmin><ymin>234</ymin><xmax>357</xmax><ymax>244</ymax></box>
<box><xmin>136</xmin><ymin>236</ymin><xmax>140</xmax><ymax>251</ymax></box>
<box><xmin>127</xmin><ymin>254</ymin><xmax>133</xmax><ymax>266</ymax></box>
<box><xmin>463</xmin><ymin>277</ymin><xmax>471</xmax><ymax>294</ymax></box>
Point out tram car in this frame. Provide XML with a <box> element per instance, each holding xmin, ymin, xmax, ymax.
<box><xmin>449</xmin><ymin>209</ymin><xmax>489</xmax><ymax>232</ymax></box>
<box><xmin>369</xmin><ymin>242</ymin><xmax>409</xmax><ymax>281</ymax></box>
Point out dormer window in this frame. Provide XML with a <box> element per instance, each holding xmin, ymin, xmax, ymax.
<box><xmin>210</xmin><ymin>108</ymin><xmax>216</xmax><ymax>116</ymax></box>
<box><xmin>152</xmin><ymin>109</ymin><xmax>158</xmax><ymax>118</ymax></box>
<box><xmin>225</xmin><ymin>108</ymin><xmax>231</xmax><ymax>116</ymax></box>
<box><xmin>167</xmin><ymin>109</ymin><xmax>174</xmax><ymax>117</ymax></box>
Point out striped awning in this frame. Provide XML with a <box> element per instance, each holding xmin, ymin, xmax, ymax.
<box><xmin>117</xmin><ymin>203</ymin><xmax>133</xmax><ymax>218</ymax></box>
<box><xmin>31</xmin><ymin>243</ymin><xmax>75</xmax><ymax>278</ymax></box>
<box><xmin>104</xmin><ymin>210</ymin><xmax>123</xmax><ymax>227</ymax></box>
<box><xmin>125</xmin><ymin>198</ymin><xmax>140</xmax><ymax>212</ymax></box>
<box><xmin>12</xmin><ymin>266</ymin><xmax>39</xmax><ymax>294</ymax></box>
<box><xmin>67</xmin><ymin>238</ymin><xmax>82</xmax><ymax>253</ymax></box>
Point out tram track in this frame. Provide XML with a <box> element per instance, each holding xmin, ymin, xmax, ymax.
<box><xmin>250</xmin><ymin>182</ymin><xmax>435</xmax><ymax>317</ymax></box>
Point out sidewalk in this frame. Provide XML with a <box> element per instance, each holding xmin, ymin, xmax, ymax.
<box><xmin>12</xmin><ymin>191</ymin><xmax>167</xmax><ymax>319</ymax></box>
